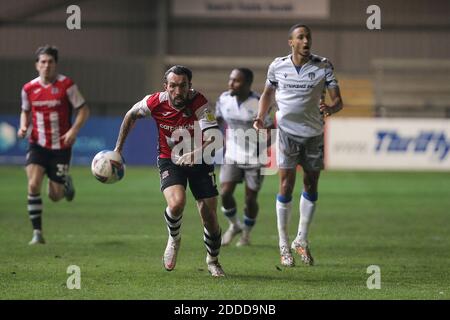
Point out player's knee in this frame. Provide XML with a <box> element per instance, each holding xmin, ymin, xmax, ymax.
<box><xmin>220</xmin><ymin>184</ymin><xmax>233</xmax><ymax>197</ymax></box>
<box><xmin>220</xmin><ymin>189</ymin><xmax>233</xmax><ymax>202</ymax></box>
<box><xmin>28</xmin><ymin>181</ymin><xmax>41</xmax><ymax>194</ymax></box>
<box><xmin>168</xmin><ymin>200</ymin><xmax>185</xmax><ymax>216</ymax></box>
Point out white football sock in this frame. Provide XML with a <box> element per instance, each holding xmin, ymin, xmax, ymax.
<box><xmin>276</xmin><ymin>199</ymin><xmax>292</xmax><ymax>248</ymax></box>
<box><xmin>298</xmin><ymin>194</ymin><xmax>316</xmax><ymax>242</ymax></box>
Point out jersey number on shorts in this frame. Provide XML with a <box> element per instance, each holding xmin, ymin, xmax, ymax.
<box><xmin>209</xmin><ymin>172</ymin><xmax>217</xmax><ymax>187</ymax></box>
<box><xmin>56</xmin><ymin>164</ymin><xmax>69</xmax><ymax>177</ymax></box>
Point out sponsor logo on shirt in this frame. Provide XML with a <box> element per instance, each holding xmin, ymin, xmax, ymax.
<box><xmin>159</xmin><ymin>123</ymin><xmax>195</xmax><ymax>132</ymax></box>
<box><xmin>283</xmin><ymin>83</ymin><xmax>315</xmax><ymax>89</ymax></box>
<box><xmin>31</xmin><ymin>100</ymin><xmax>61</xmax><ymax>107</ymax></box>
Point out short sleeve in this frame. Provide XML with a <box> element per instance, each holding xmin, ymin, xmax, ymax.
<box><xmin>324</xmin><ymin>61</ymin><xmax>338</xmax><ymax>88</ymax></box>
<box><xmin>130</xmin><ymin>95</ymin><xmax>152</xmax><ymax>118</ymax></box>
<box><xmin>67</xmin><ymin>84</ymin><xmax>86</xmax><ymax>109</ymax></box>
<box><xmin>21</xmin><ymin>88</ymin><xmax>30</xmax><ymax>111</ymax></box>
<box><xmin>265</xmin><ymin>61</ymin><xmax>278</xmax><ymax>88</ymax></box>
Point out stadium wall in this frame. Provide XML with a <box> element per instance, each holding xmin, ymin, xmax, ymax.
<box><xmin>0</xmin><ymin>0</ymin><xmax>449</xmax><ymax>73</ymax></box>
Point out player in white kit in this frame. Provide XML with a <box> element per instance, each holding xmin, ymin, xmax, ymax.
<box><xmin>215</xmin><ymin>68</ymin><xmax>273</xmax><ymax>247</ymax></box>
<box><xmin>254</xmin><ymin>24</ymin><xmax>344</xmax><ymax>267</ymax></box>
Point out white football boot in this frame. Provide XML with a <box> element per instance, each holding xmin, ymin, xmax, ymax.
<box><xmin>221</xmin><ymin>222</ymin><xmax>242</xmax><ymax>246</ymax></box>
<box><xmin>236</xmin><ymin>229</ymin><xmax>251</xmax><ymax>247</ymax></box>
<box><xmin>29</xmin><ymin>230</ymin><xmax>46</xmax><ymax>245</ymax></box>
<box><xmin>206</xmin><ymin>254</ymin><xmax>225</xmax><ymax>277</ymax></box>
<box><xmin>162</xmin><ymin>237</ymin><xmax>181</xmax><ymax>271</ymax></box>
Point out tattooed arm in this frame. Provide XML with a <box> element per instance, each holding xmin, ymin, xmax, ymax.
<box><xmin>114</xmin><ymin>103</ymin><xmax>146</xmax><ymax>154</ymax></box>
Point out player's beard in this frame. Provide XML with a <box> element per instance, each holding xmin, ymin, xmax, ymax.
<box><xmin>229</xmin><ymin>88</ymin><xmax>241</xmax><ymax>97</ymax></box>
<box><xmin>171</xmin><ymin>96</ymin><xmax>187</xmax><ymax>109</ymax></box>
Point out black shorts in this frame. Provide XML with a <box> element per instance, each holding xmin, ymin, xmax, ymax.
<box><xmin>157</xmin><ymin>158</ymin><xmax>218</xmax><ymax>200</ymax></box>
<box><xmin>26</xmin><ymin>143</ymin><xmax>72</xmax><ymax>184</ymax></box>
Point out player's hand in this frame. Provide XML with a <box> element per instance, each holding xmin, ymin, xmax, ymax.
<box><xmin>319</xmin><ymin>102</ymin><xmax>333</xmax><ymax>118</ymax></box>
<box><xmin>253</xmin><ymin>118</ymin><xmax>265</xmax><ymax>130</ymax></box>
<box><xmin>176</xmin><ymin>152</ymin><xmax>195</xmax><ymax>167</ymax></box>
<box><xmin>61</xmin><ymin>128</ymin><xmax>77</xmax><ymax>146</ymax></box>
<box><xmin>17</xmin><ymin>126</ymin><xmax>28</xmax><ymax>139</ymax></box>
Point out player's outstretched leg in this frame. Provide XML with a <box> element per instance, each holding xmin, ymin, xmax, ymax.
<box><xmin>204</xmin><ymin>228</ymin><xmax>225</xmax><ymax>277</ymax></box>
<box><xmin>64</xmin><ymin>175</ymin><xmax>75</xmax><ymax>201</ymax></box>
<box><xmin>162</xmin><ymin>208</ymin><xmax>182</xmax><ymax>271</ymax></box>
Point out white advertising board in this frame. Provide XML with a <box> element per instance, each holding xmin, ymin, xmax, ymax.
<box><xmin>325</xmin><ymin>118</ymin><xmax>450</xmax><ymax>170</ymax></box>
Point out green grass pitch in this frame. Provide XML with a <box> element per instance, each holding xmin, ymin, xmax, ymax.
<box><xmin>1</xmin><ymin>165</ymin><xmax>449</xmax><ymax>299</ymax></box>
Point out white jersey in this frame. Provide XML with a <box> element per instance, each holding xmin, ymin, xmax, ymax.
<box><xmin>266</xmin><ymin>53</ymin><xmax>339</xmax><ymax>137</ymax></box>
<box><xmin>215</xmin><ymin>91</ymin><xmax>273</xmax><ymax>167</ymax></box>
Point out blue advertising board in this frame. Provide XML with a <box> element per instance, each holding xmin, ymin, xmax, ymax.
<box><xmin>0</xmin><ymin>116</ymin><xmax>158</xmax><ymax>166</ymax></box>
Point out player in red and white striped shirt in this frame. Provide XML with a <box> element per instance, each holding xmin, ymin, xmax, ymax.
<box><xmin>17</xmin><ymin>45</ymin><xmax>90</xmax><ymax>245</ymax></box>
<box><xmin>114</xmin><ymin>65</ymin><xmax>225</xmax><ymax>277</ymax></box>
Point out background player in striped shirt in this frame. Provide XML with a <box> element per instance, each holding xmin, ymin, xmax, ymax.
<box><xmin>215</xmin><ymin>68</ymin><xmax>273</xmax><ymax>247</ymax></box>
<box><xmin>114</xmin><ymin>65</ymin><xmax>225</xmax><ymax>277</ymax></box>
<box><xmin>254</xmin><ymin>24</ymin><xmax>344</xmax><ymax>267</ymax></box>
<box><xmin>17</xmin><ymin>45</ymin><xmax>90</xmax><ymax>245</ymax></box>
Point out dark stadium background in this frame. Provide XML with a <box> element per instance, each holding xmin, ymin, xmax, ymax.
<box><xmin>1</xmin><ymin>0</ymin><xmax>449</xmax><ymax>304</ymax></box>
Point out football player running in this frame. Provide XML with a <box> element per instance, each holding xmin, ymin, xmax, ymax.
<box><xmin>114</xmin><ymin>65</ymin><xmax>225</xmax><ymax>277</ymax></box>
<box><xmin>215</xmin><ymin>68</ymin><xmax>273</xmax><ymax>247</ymax></box>
<box><xmin>18</xmin><ymin>45</ymin><xmax>90</xmax><ymax>245</ymax></box>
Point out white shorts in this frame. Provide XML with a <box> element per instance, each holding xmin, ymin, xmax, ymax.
<box><xmin>276</xmin><ymin>129</ymin><xmax>324</xmax><ymax>171</ymax></box>
<box><xmin>219</xmin><ymin>164</ymin><xmax>264</xmax><ymax>192</ymax></box>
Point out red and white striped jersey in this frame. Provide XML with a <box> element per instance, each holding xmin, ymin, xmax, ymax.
<box><xmin>132</xmin><ymin>90</ymin><xmax>218</xmax><ymax>158</ymax></box>
<box><xmin>21</xmin><ymin>74</ymin><xmax>85</xmax><ymax>150</ymax></box>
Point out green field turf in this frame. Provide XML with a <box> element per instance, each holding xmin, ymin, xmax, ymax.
<box><xmin>1</xmin><ymin>166</ymin><xmax>449</xmax><ymax>300</ymax></box>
